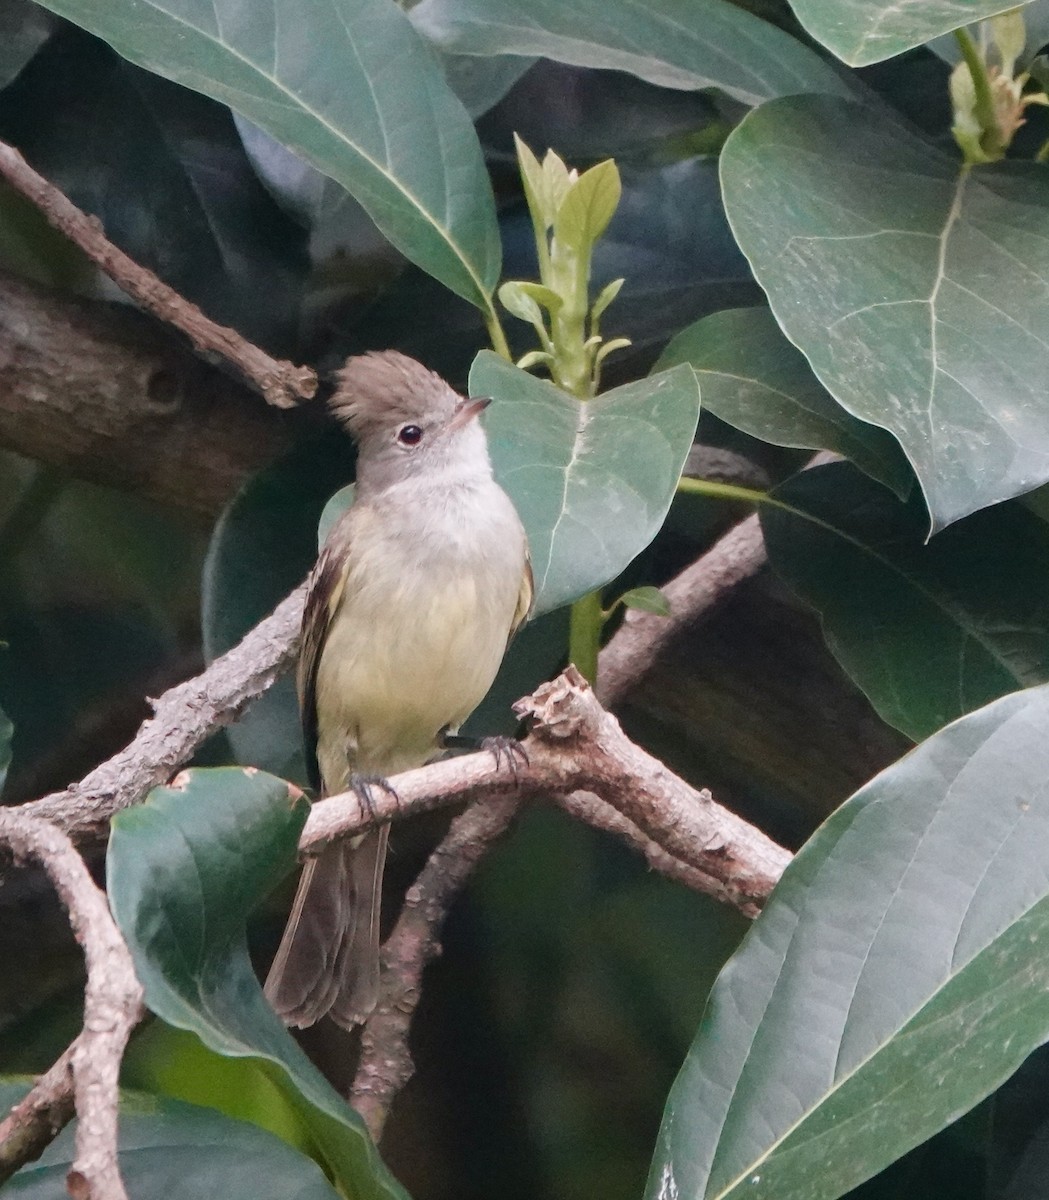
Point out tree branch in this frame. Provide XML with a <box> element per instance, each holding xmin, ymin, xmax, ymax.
<box><xmin>22</xmin><ymin>584</ymin><xmax>307</xmax><ymax>843</ymax></box>
<box><xmin>0</xmin><ymin>811</ymin><xmax>144</xmax><ymax>1197</ymax></box>
<box><xmin>349</xmin><ymin>797</ymin><xmax>523</xmax><ymax>1140</ymax></box>
<box><xmin>0</xmin><ymin>271</ymin><xmax>292</xmax><ymax>517</ymax></box>
<box><xmin>0</xmin><ymin>140</ymin><xmax>316</xmax><ymax>409</ymax></box>
<box><xmin>597</xmin><ymin>511</ymin><xmax>767</xmax><ymax>708</ymax></box>
<box><xmin>303</xmin><ymin>668</ymin><xmax>790</xmax><ymax>911</ymax></box>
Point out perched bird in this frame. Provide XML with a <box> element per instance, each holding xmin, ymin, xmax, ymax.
<box><xmin>265</xmin><ymin>350</ymin><xmax>532</xmax><ymax>1029</ymax></box>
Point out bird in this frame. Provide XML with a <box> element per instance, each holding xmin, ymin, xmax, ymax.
<box><xmin>264</xmin><ymin>350</ymin><xmax>532</xmax><ymax>1029</ymax></box>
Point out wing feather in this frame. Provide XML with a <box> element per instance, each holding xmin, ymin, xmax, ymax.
<box><xmin>297</xmin><ymin>541</ymin><xmax>349</xmax><ymax>795</ymax></box>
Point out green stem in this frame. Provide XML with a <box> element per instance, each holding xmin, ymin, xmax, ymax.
<box><xmin>954</xmin><ymin>26</ymin><xmax>1004</xmax><ymax>160</ymax></box>
<box><xmin>568</xmin><ymin>587</ymin><xmax>603</xmax><ymax>684</ymax></box>
<box><xmin>675</xmin><ymin>477</ymin><xmax>769</xmax><ymax>505</ymax></box>
<box><xmin>1036</xmin><ymin>137</ymin><xmax>1049</xmax><ymax>163</ymax></box>
<box><xmin>485</xmin><ymin>304</ymin><xmax>512</xmax><ymax>362</ymax></box>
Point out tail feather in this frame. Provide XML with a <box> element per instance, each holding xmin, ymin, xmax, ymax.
<box><xmin>265</xmin><ymin>829</ymin><xmax>387</xmax><ymax>1029</ymax></box>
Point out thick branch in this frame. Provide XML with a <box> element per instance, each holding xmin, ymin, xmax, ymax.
<box><xmin>23</xmin><ymin>585</ymin><xmax>307</xmax><ymax>843</ymax></box>
<box><xmin>0</xmin><ymin>271</ymin><xmax>291</xmax><ymax>516</ymax></box>
<box><xmin>303</xmin><ymin>669</ymin><xmax>790</xmax><ymax>913</ymax></box>
<box><xmin>0</xmin><ymin>140</ymin><xmax>316</xmax><ymax>408</ymax></box>
<box><xmin>0</xmin><ymin>811</ymin><xmax>143</xmax><ymax>1197</ymax></box>
<box><xmin>350</xmin><ymin>797</ymin><xmax>522</xmax><ymax>1139</ymax></box>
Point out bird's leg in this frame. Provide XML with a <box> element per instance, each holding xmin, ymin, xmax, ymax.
<box><xmin>440</xmin><ymin>728</ymin><xmax>529</xmax><ymax>779</ymax></box>
<box><xmin>348</xmin><ymin>774</ymin><xmax>400</xmax><ymax>820</ymax></box>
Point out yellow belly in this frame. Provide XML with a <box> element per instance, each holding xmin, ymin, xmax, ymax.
<box><xmin>314</xmin><ymin>553</ymin><xmax>517</xmax><ymax>789</ymax></box>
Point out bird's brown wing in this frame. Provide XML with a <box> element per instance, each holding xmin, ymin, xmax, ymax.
<box><xmin>297</xmin><ymin>542</ymin><xmax>349</xmax><ymax>795</ymax></box>
<box><xmin>507</xmin><ymin>548</ymin><xmax>534</xmax><ymax>648</ymax></box>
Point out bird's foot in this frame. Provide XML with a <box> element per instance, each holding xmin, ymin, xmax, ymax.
<box><xmin>348</xmin><ymin>773</ymin><xmax>399</xmax><ymax>820</ymax></box>
<box><xmin>440</xmin><ymin>730</ymin><xmax>529</xmax><ymax>779</ymax></box>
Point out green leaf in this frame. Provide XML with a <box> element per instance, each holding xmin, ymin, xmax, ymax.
<box><xmin>472</xmin><ymin>351</ymin><xmax>701</xmax><ymax>615</ymax></box>
<box><xmin>202</xmin><ymin>437</ymin><xmax>353</xmax><ymax>784</ymax></box>
<box><xmin>0</xmin><ymin>1</ymin><xmax>54</xmax><ymax>91</ymax></box>
<box><xmin>554</xmin><ymin>158</ymin><xmax>621</xmax><ymax>254</ymax></box>
<box><xmin>0</xmin><ymin>1084</ymin><xmax>338</xmax><ymax>1199</ymax></box>
<box><xmin>0</xmin><ymin>34</ymin><xmax>308</xmax><ymax>349</ymax></box>
<box><xmin>499</xmin><ymin>280</ymin><xmax>547</xmax><ymax>327</ymax></box>
<box><xmin>647</xmin><ymin>680</ymin><xmax>1049</xmax><ymax>1200</ymax></box>
<box><xmin>514</xmin><ymin>132</ymin><xmax>554</xmax><ymax>231</ymax></box>
<box><xmin>790</xmin><ymin>0</ymin><xmax>1041</xmax><ymax>66</ymax></box>
<box><xmin>0</xmin><ymin>701</ymin><xmax>10</xmax><ymax>794</ymax></box>
<box><xmin>590</xmin><ymin>277</ymin><xmax>624</xmax><ymax>327</ymax></box>
<box><xmin>317</xmin><ymin>482</ymin><xmax>356</xmax><ymax>548</ymax></box>
<box><xmin>618</xmin><ymin>586</ymin><xmax>670</xmax><ymax>617</ymax></box>
<box><xmin>721</xmin><ymin>95</ymin><xmax>1049</xmax><ymax>531</ymax></box>
<box><xmin>33</xmin><ymin>0</ymin><xmax>501</xmax><ymax>311</ymax></box>
<box><xmin>655</xmin><ymin>307</ymin><xmax>912</xmax><ymax>497</ymax></box>
<box><xmin>411</xmin><ymin>0</ymin><xmax>853</xmax><ymax>108</ymax></box>
<box><xmin>107</xmin><ymin>767</ymin><xmax>408</xmax><ymax>1200</ymax></box>
<box><xmin>761</xmin><ymin>462</ymin><xmax>1049</xmax><ymax>740</ymax></box>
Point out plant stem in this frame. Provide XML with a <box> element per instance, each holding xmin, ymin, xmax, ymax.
<box><xmin>676</xmin><ymin>477</ymin><xmax>769</xmax><ymax>505</ymax></box>
<box><xmin>954</xmin><ymin>26</ymin><xmax>1004</xmax><ymax>160</ymax></box>
<box><xmin>485</xmin><ymin>305</ymin><xmax>512</xmax><ymax>362</ymax></box>
<box><xmin>568</xmin><ymin>587</ymin><xmax>603</xmax><ymax>684</ymax></box>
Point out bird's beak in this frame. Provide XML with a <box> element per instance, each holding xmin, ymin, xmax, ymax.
<box><xmin>449</xmin><ymin>396</ymin><xmax>491</xmax><ymax>431</ymax></box>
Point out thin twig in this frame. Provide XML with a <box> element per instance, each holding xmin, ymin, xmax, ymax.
<box><xmin>0</xmin><ymin>141</ymin><xmax>316</xmax><ymax>409</ymax></box>
<box><xmin>22</xmin><ymin>584</ymin><xmax>307</xmax><ymax>844</ymax></box>
<box><xmin>350</xmin><ymin>797</ymin><xmax>522</xmax><ymax>1139</ymax></box>
<box><xmin>0</xmin><ymin>811</ymin><xmax>144</xmax><ymax>1197</ymax></box>
<box><xmin>0</xmin><ymin>1043</ymin><xmax>75</xmax><ymax>1182</ymax></box>
<box><xmin>597</xmin><ymin>511</ymin><xmax>767</xmax><ymax>708</ymax></box>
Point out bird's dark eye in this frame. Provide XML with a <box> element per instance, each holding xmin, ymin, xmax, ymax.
<box><xmin>397</xmin><ymin>424</ymin><xmax>423</xmax><ymax>446</ymax></box>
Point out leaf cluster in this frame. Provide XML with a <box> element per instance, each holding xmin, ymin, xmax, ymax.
<box><xmin>4</xmin><ymin>1</ymin><xmax>1049</xmax><ymax>1199</ymax></box>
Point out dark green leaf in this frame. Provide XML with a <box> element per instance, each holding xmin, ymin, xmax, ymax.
<box><xmin>790</xmin><ymin>0</ymin><xmax>1038</xmax><ymax>66</ymax></box>
<box><xmin>0</xmin><ymin>31</ymin><xmax>307</xmax><ymax>350</ymax></box>
<box><xmin>762</xmin><ymin>462</ymin><xmax>1049</xmax><ymax>739</ymax></box>
<box><xmin>656</xmin><ymin>307</ymin><xmax>912</xmax><ymax>496</ymax></box>
<box><xmin>33</xmin><ymin>0</ymin><xmax>501</xmax><ymax>311</ymax></box>
<box><xmin>412</xmin><ymin>0</ymin><xmax>853</xmax><ymax>108</ymax></box>
<box><xmin>107</xmin><ymin>767</ymin><xmax>407</xmax><ymax>1200</ymax></box>
<box><xmin>647</xmin><ymin>680</ymin><xmax>1049</xmax><ymax>1199</ymax></box>
<box><xmin>202</xmin><ymin>438</ymin><xmax>352</xmax><ymax>784</ymax></box>
<box><xmin>618</xmin><ymin>586</ymin><xmax>671</xmax><ymax>617</ymax></box>
<box><xmin>472</xmin><ymin>352</ymin><xmax>701</xmax><ymax>614</ymax></box>
<box><xmin>0</xmin><ymin>1083</ymin><xmax>338</xmax><ymax>1199</ymax></box>
<box><xmin>721</xmin><ymin>95</ymin><xmax>1049</xmax><ymax>531</ymax></box>
<box><xmin>0</xmin><ymin>0</ymin><xmax>55</xmax><ymax>89</ymax></box>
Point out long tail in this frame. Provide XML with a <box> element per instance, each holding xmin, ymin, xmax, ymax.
<box><xmin>264</xmin><ymin>826</ymin><xmax>389</xmax><ymax>1030</ymax></box>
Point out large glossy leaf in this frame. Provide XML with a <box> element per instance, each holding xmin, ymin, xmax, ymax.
<box><xmin>472</xmin><ymin>352</ymin><xmax>701</xmax><ymax>614</ymax></box>
<box><xmin>788</xmin><ymin>0</ymin><xmax>1039</xmax><ymax>65</ymax></box>
<box><xmin>33</xmin><ymin>0</ymin><xmax>501</xmax><ymax>312</ymax></box>
<box><xmin>656</xmin><ymin>307</ymin><xmax>912</xmax><ymax>496</ymax></box>
<box><xmin>647</xmin><ymin>680</ymin><xmax>1049</xmax><ymax>1200</ymax></box>
<box><xmin>0</xmin><ymin>1084</ymin><xmax>338</xmax><ymax>1199</ymax></box>
<box><xmin>761</xmin><ymin>462</ymin><xmax>1049</xmax><ymax>740</ymax></box>
<box><xmin>107</xmin><ymin>767</ymin><xmax>408</xmax><ymax>1200</ymax></box>
<box><xmin>411</xmin><ymin>0</ymin><xmax>853</xmax><ymax>109</ymax></box>
<box><xmin>721</xmin><ymin>95</ymin><xmax>1049</xmax><ymax>531</ymax></box>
